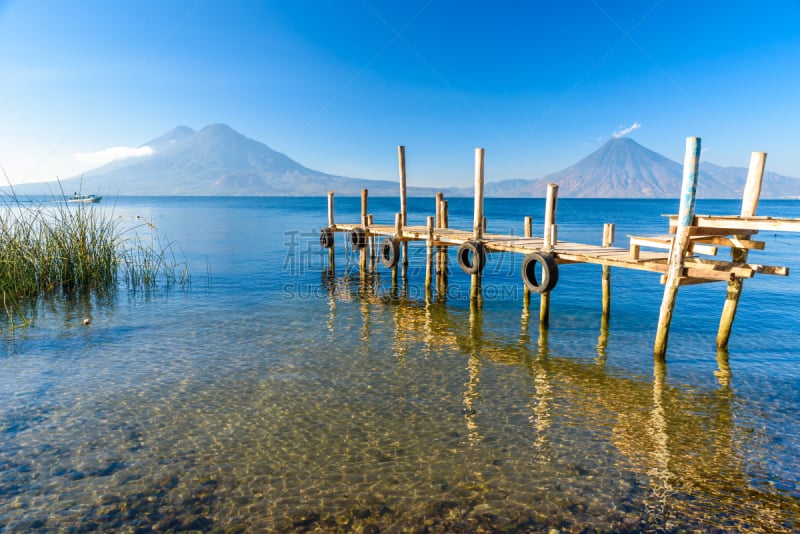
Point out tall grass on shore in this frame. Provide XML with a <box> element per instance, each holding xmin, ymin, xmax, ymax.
<box><xmin>0</xmin><ymin>193</ymin><xmax>190</xmax><ymax>327</ymax></box>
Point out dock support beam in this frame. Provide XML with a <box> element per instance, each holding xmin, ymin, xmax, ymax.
<box><xmin>327</xmin><ymin>190</ymin><xmax>336</xmax><ymax>272</ymax></box>
<box><xmin>471</xmin><ymin>148</ymin><xmax>485</xmax><ymax>303</ymax></box>
<box><xmin>716</xmin><ymin>152</ymin><xmax>766</xmax><ymax>349</ymax></box>
<box><xmin>425</xmin><ymin>215</ymin><xmax>434</xmax><ymax>301</ymax></box>
<box><xmin>654</xmin><ymin>137</ymin><xmax>701</xmax><ymax>359</ymax></box>
<box><xmin>398</xmin><ymin>146</ymin><xmax>409</xmax><ymax>278</ymax></box>
<box><xmin>327</xmin><ymin>190</ymin><xmax>335</xmax><ymax>229</ymax></box>
<box><xmin>393</xmin><ymin>212</ymin><xmax>402</xmax><ymax>287</ymax></box>
<box><xmin>540</xmin><ymin>183</ymin><xmax>559</xmax><ymax>328</ymax></box>
<box><xmin>598</xmin><ymin>223</ymin><xmax>614</xmax><ymax>359</ymax></box>
<box><xmin>360</xmin><ymin>189</ymin><xmax>368</xmax><ymax>273</ymax></box>
<box><xmin>523</xmin><ymin>216</ymin><xmax>533</xmax><ymax>311</ymax></box>
<box><xmin>437</xmin><ymin>195</ymin><xmax>449</xmax><ymax>298</ymax></box>
<box><xmin>602</xmin><ymin>223</ymin><xmax>615</xmax><ymax>317</ymax></box>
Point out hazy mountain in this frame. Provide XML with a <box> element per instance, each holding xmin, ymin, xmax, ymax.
<box><xmin>10</xmin><ymin>124</ymin><xmax>439</xmax><ymax>197</ymax></box>
<box><xmin>484</xmin><ymin>137</ymin><xmax>800</xmax><ymax>198</ymax></box>
<box><xmin>6</xmin><ymin>126</ymin><xmax>798</xmax><ymax>198</ymax></box>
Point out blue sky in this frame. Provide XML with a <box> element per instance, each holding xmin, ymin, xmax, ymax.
<box><xmin>1</xmin><ymin>0</ymin><xmax>799</xmax><ymax>187</ymax></box>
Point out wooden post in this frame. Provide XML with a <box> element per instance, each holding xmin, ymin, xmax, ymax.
<box><xmin>327</xmin><ymin>190</ymin><xmax>335</xmax><ymax>228</ymax></box>
<box><xmin>521</xmin><ymin>216</ymin><xmax>533</xmax><ymax>341</ymax></box>
<box><xmin>425</xmin><ymin>215</ymin><xmax>434</xmax><ymax>300</ymax></box>
<box><xmin>654</xmin><ymin>137</ymin><xmax>701</xmax><ymax>359</ymax></box>
<box><xmin>602</xmin><ymin>223</ymin><xmax>615</xmax><ymax>317</ymax></box>
<box><xmin>597</xmin><ymin>223</ymin><xmax>614</xmax><ymax>360</ymax></box>
<box><xmin>473</xmin><ymin>149</ymin><xmax>485</xmax><ymax>240</ymax></box>
<box><xmin>393</xmin><ymin>212</ymin><xmax>402</xmax><ymax>287</ymax></box>
<box><xmin>368</xmin><ymin>214</ymin><xmax>376</xmax><ymax>271</ymax></box>
<box><xmin>471</xmin><ymin>148</ymin><xmax>485</xmax><ymax>303</ymax></box>
<box><xmin>435</xmin><ymin>192</ymin><xmax>443</xmax><ymax>228</ymax></box>
<box><xmin>360</xmin><ymin>188</ymin><xmax>368</xmax><ymax>272</ymax></box>
<box><xmin>438</xmin><ymin>199</ymin><xmax>449</xmax><ymax>299</ymax></box>
<box><xmin>540</xmin><ymin>184</ymin><xmax>559</xmax><ymax>328</ymax></box>
<box><xmin>398</xmin><ymin>146</ymin><xmax>409</xmax><ymax>274</ymax></box>
<box><xmin>716</xmin><ymin>152</ymin><xmax>767</xmax><ymax>348</ymax></box>
<box><xmin>523</xmin><ymin>216</ymin><xmax>533</xmax><ymax>310</ymax></box>
<box><xmin>542</xmin><ymin>184</ymin><xmax>558</xmax><ymax>251</ymax></box>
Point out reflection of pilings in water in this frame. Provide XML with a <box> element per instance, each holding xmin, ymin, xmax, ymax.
<box><xmin>318</xmin><ymin>271</ymin><xmax>800</xmax><ymax>527</ymax></box>
<box><xmin>530</xmin><ymin>352</ymin><xmax>552</xmax><ymax>452</ymax></box>
<box><xmin>647</xmin><ymin>360</ymin><xmax>675</xmax><ymax>518</ymax></box>
<box><xmin>536</xmin><ymin>322</ymin><xmax>549</xmax><ymax>359</ymax></box>
<box><xmin>715</xmin><ymin>348</ymin><xmax>732</xmax><ymax>389</ymax></box>
<box><xmin>520</xmin><ymin>294</ymin><xmax>531</xmax><ymax>346</ymax></box>
<box><xmin>596</xmin><ymin>313</ymin><xmax>609</xmax><ymax>363</ymax></box>
<box><xmin>325</xmin><ymin>251</ymin><xmax>336</xmax><ymax>334</ymax></box>
<box><xmin>359</xmin><ymin>276</ymin><xmax>371</xmax><ymax>346</ymax></box>
<box><xmin>531</xmin><ymin>320</ymin><xmax>552</xmax><ymax>451</ymax></box>
<box><xmin>464</xmin><ymin>303</ymin><xmax>482</xmax><ymax>444</ymax></box>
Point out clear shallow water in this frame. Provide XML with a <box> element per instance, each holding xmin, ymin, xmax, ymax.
<box><xmin>1</xmin><ymin>196</ymin><xmax>799</xmax><ymax>532</ymax></box>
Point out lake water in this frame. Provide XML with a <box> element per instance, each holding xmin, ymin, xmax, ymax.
<box><xmin>1</xmin><ymin>196</ymin><xmax>799</xmax><ymax>532</ymax></box>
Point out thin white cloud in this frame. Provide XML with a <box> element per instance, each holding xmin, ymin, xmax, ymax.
<box><xmin>612</xmin><ymin>122</ymin><xmax>642</xmax><ymax>138</ymax></box>
<box><xmin>75</xmin><ymin>145</ymin><xmax>154</xmax><ymax>168</ymax></box>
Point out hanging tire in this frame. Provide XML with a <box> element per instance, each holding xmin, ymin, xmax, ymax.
<box><xmin>379</xmin><ymin>237</ymin><xmax>400</xmax><ymax>269</ymax></box>
<box><xmin>521</xmin><ymin>252</ymin><xmax>558</xmax><ymax>294</ymax></box>
<box><xmin>457</xmin><ymin>241</ymin><xmax>486</xmax><ymax>275</ymax></box>
<box><xmin>320</xmin><ymin>227</ymin><xmax>334</xmax><ymax>249</ymax></box>
<box><xmin>350</xmin><ymin>227</ymin><xmax>367</xmax><ymax>250</ymax></box>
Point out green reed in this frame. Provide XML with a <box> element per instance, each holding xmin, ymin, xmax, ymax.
<box><xmin>0</xmin><ymin>192</ymin><xmax>190</xmax><ymax>327</ymax></box>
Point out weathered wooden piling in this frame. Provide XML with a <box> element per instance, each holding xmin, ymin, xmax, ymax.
<box><xmin>398</xmin><ymin>146</ymin><xmax>409</xmax><ymax>274</ymax></box>
<box><xmin>393</xmin><ymin>212</ymin><xmax>402</xmax><ymax>286</ymax></box>
<box><xmin>540</xmin><ymin>184</ymin><xmax>559</xmax><ymax>327</ymax></box>
<box><xmin>521</xmin><ymin>216</ymin><xmax>533</xmax><ymax>344</ymax></box>
<box><xmin>716</xmin><ymin>152</ymin><xmax>766</xmax><ymax>348</ymax></box>
<box><xmin>654</xmin><ymin>137</ymin><xmax>701</xmax><ymax>358</ymax></box>
<box><xmin>327</xmin><ymin>190</ymin><xmax>336</xmax><ymax>270</ymax></box>
<box><xmin>368</xmin><ymin>214</ymin><xmax>377</xmax><ymax>271</ymax></box>
<box><xmin>327</xmin><ymin>191</ymin><xmax>335</xmax><ymax>228</ymax></box>
<box><xmin>425</xmin><ymin>215</ymin><xmax>435</xmax><ymax>300</ymax></box>
<box><xmin>360</xmin><ymin>189</ymin><xmax>369</xmax><ymax>272</ymax></box>
<box><xmin>471</xmin><ymin>149</ymin><xmax>485</xmax><ymax>302</ymax></box>
<box><xmin>523</xmin><ymin>215</ymin><xmax>533</xmax><ymax>311</ymax></box>
<box><xmin>597</xmin><ymin>223</ymin><xmax>614</xmax><ymax>359</ymax></box>
<box><xmin>602</xmin><ymin>223</ymin><xmax>615</xmax><ymax>317</ymax></box>
<box><xmin>437</xmin><ymin>195</ymin><xmax>449</xmax><ymax>297</ymax></box>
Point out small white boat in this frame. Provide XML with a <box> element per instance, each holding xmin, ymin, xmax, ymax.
<box><xmin>67</xmin><ymin>193</ymin><xmax>102</xmax><ymax>203</ymax></box>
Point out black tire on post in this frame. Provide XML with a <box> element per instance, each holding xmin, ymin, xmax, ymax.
<box><xmin>320</xmin><ymin>227</ymin><xmax>334</xmax><ymax>249</ymax></box>
<box><xmin>457</xmin><ymin>241</ymin><xmax>486</xmax><ymax>275</ymax></box>
<box><xmin>521</xmin><ymin>252</ymin><xmax>559</xmax><ymax>294</ymax></box>
<box><xmin>350</xmin><ymin>228</ymin><xmax>367</xmax><ymax>250</ymax></box>
<box><xmin>379</xmin><ymin>237</ymin><xmax>400</xmax><ymax>269</ymax></box>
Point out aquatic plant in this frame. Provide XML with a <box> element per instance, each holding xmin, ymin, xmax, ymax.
<box><xmin>0</xmin><ymin>190</ymin><xmax>190</xmax><ymax>328</ymax></box>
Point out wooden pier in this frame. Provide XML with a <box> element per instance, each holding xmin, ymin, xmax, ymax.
<box><xmin>320</xmin><ymin>139</ymin><xmax>799</xmax><ymax>359</ymax></box>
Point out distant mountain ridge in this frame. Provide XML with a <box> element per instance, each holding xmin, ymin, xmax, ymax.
<box><xmin>6</xmin><ymin>124</ymin><xmax>799</xmax><ymax>198</ymax></box>
<box><xmin>483</xmin><ymin>137</ymin><xmax>800</xmax><ymax>199</ymax></box>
